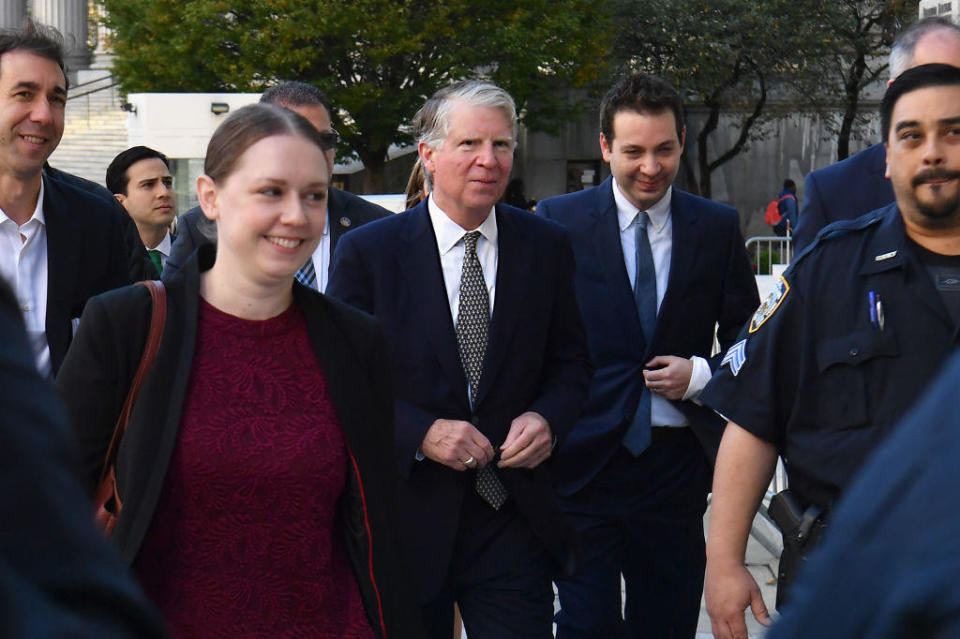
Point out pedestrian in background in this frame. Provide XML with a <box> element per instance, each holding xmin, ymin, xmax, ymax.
<box><xmin>767</xmin><ymin>179</ymin><xmax>797</xmax><ymax>237</ymax></box>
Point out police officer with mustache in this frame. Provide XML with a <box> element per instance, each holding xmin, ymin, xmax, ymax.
<box><xmin>700</xmin><ymin>63</ymin><xmax>960</xmax><ymax>639</ymax></box>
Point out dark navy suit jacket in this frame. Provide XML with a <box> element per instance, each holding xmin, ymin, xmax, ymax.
<box><xmin>537</xmin><ymin>179</ymin><xmax>759</xmax><ymax>496</ymax></box>
<box><xmin>327</xmin><ymin>200</ymin><xmax>591</xmax><ymax>601</ymax></box>
<box><xmin>794</xmin><ymin>143</ymin><xmax>895</xmax><ymax>253</ymax></box>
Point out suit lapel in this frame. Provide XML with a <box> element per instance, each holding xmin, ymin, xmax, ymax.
<box><xmin>43</xmin><ymin>177</ymin><xmax>82</xmax><ymax>371</ymax></box>
<box><xmin>327</xmin><ymin>187</ymin><xmax>349</xmax><ymax>255</ymax></box>
<box><xmin>475</xmin><ymin>206</ymin><xmax>523</xmax><ymax>405</ymax></box>
<box><xmin>398</xmin><ymin>203</ymin><xmax>470</xmax><ymax>401</ymax></box>
<box><xmin>656</xmin><ymin>189</ymin><xmax>699</xmax><ymax>346</ymax></box>
<box><xmin>593</xmin><ymin>179</ymin><xmax>643</xmax><ymax>339</ymax></box>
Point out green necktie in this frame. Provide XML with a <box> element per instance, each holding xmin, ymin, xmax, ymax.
<box><xmin>148</xmin><ymin>249</ymin><xmax>163</xmax><ymax>276</ymax></box>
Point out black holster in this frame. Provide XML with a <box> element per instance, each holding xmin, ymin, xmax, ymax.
<box><xmin>767</xmin><ymin>490</ymin><xmax>826</xmax><ymax>607</ymax></box>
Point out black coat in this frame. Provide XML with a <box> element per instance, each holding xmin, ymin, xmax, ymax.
<box><xmin>55</xmin><ymin>246</ymin><xmax>423</xmax><ymax>638</ymax></box>
<box><xmin>41</xmin><ymin>174</ymin><xmax>155</xmax><ymax>375</ymax></box>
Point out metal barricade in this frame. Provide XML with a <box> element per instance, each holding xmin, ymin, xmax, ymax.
<box><xmin>745</xmin><ymin>234</ymin><xmax>792</xmax><ymax>275</ymax></box>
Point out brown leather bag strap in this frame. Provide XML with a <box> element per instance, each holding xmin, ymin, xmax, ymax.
<box><xmin>97</xmin><ymin>280</ymin><xmax>167</xmax><ymax>484</ymax></box>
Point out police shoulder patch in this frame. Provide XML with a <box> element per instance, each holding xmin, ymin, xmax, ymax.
<box><xmin>721</xmin><ymin>339</ymin><xmax>748</xmax><ymax>376</ymax></box>
<box><xmin>749</xmin><ymin>276</ymin><xmax>789</xmax><ymax>333</ymax></box>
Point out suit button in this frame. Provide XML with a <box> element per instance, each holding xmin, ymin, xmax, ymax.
<box><xmin>471</xmin><ymin>415</ymin><xmax>480</xmax><ymax>426</ymax></box>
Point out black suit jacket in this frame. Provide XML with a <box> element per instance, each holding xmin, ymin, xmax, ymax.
<box><xmin>164</xmin><ymin>186</ymin><xmax>391</xmax><ymax>279</ymax></box>
<box><xmin>327</xmin><ymin>201</ymin><xmax>592</xmax><ymax>600</ymax></box>
<box><xmin>538</xmin><ymin>180</ymin><xmax>759</xmax><ymax>495</ymax></box>
<box><xmin>794</xmin><ymin>143</ymin><xmax>895</xmax><ymax>253</ymax></box>
<box><xmin>54</xmin><ymin>247</ymin><xmax>422</xmax><ymax>637</ymax></box>
<box><xmin>42</xmin><ymin>175</ymin><xmax>151</xmax><ymax>376</ymax></box>
<box><xmin>0</xmin><ymin>280</ymin><xmax>165</xmax><ymax>638</ymax></box>
<box><xmin>44</xmin><ymin>165</ymin><xmax>159</xmax><ymax>281</ymax></box>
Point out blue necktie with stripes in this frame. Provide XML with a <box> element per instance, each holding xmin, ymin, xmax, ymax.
<box><xmin>295</xmin><ymin>259</ymin><xmax>318</xmax><ymax>290</ymax></box>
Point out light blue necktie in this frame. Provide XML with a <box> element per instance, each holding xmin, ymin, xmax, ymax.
<box><xmin>623</xmin><ymin>211</ymin><xmax>657</xmax><ymax>455</ymax></box>
<box><xmin>295</xmin><ymin>259</ymin><xmax>318</xmax><ymax>290</ymax></box>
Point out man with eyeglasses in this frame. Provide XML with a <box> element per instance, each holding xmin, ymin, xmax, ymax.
<box><xmin>165</xmin><ymin>81</ymin><xmax>390</xmax><ymax>290</ymax></box>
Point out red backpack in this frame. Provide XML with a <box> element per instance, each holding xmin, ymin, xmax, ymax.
<box><xmin>765</xmin><ymin>194</ymin><xmax>796</xmax><ymax>226</ymax></box>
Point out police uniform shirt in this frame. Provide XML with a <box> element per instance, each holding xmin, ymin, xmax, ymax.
<box><xmin>768</xmin><ymin>349</ymin><xmax>960</xmax><ymax>639</ymax></box>
<box><xmin>700</xmin><ymin>203</ymin><xmax>959</xmax><ymax>508</ymax></box>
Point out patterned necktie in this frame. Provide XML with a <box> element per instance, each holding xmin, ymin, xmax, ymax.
<box><xmin>623</xmin><ymin>211</ymin><xmax>657</xmax><ymax>456</ymax></box>
<box><xmin>456</xmin><ymin>231</ymin><xmax>508</xmax><ymax>510</ymax></box>
<box><xmin>148</xmin><ymin>249</ymin><xmax>163</xmax><ymax>276</ymax></box>
<box><xmin>295</xmin><ymin>259</ymin><xmax>318</xmax><ymax>290</ymax></box>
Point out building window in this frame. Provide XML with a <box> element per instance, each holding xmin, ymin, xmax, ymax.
<box><xmin>168</xmin><ymin>157</ymin><xmax>203</xmax><ymax>215</ymax></box>
<box><xmin>924</xmin><ymin>6</ymin><xmax>939</xmax><ymax>16</ymax></box>
<box><xmin>939</xmin><ymin>1</ymin><xmax>952</xmax><ymax>13</ymax></box>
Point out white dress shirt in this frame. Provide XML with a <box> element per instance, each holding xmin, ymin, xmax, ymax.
<box><xmin>428</xmin><ymin>195</ymin><xmax>498</xmax><ymax>323</ymax></box>
<box><xmin>307</xmin><ymin>210</ymin><xmax>331</xmax><ymax>293</ymax></box>
<box><xmin>0</xmin><ymin>180</ymin><xmax>50</xmax><ymax>376</ymax></box>
<box><xmin>613</xmin><ymin>179</ymin><xmax>711</xmax><ymax>427</ymax></box>
<box><xmin>149</xmin><ymin>231</ymin><xmax>173</xmax><ymax>269</ymax></box>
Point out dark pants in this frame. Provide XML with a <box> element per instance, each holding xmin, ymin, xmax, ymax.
<box><xmin>421</xmin><ymin>486</ymin><xmax>555</xmax><ymax>639</ymax></box>
<box><xmin>555</xmin><ymin>428</ymin><xmax>711</xmax><ymax>639</ymax></box>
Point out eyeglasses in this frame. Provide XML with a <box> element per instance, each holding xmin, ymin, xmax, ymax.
<box><xmin>318</xmin><ymin>131</ymin><xmax>340</xmax><ymax>150</ymax></box>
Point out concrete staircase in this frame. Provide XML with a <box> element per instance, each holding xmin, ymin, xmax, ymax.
<box><xmin>48</xmin><ymin>70</ymin><xmax>129</xmax><ymax>187</ymax></box>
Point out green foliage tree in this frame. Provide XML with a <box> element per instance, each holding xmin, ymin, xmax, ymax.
<box><xmin>611</xmin><ymin>0</ymin><xmax>823</xmax><ymax>199</ymax></box>
<box><xmin>101</xmin><ymin>0</ymin><xmax>610</xmax><ymax>192</ymax></box>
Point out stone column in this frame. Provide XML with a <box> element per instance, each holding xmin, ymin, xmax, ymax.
<box><xmin>30</xmin><ymin>0</ymin><xmax>90</xmax><ymax>71</ymax></box>
<box><xmin>0</xmin><ymin>0</ymin><xmax>28</xmax><ymax>30</ymax></box>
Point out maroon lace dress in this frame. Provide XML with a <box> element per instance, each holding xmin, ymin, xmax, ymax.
<box><xmin>133</xmin><ymin>298</ymin><xmax>375</xmax><ymax>639</ymax></box>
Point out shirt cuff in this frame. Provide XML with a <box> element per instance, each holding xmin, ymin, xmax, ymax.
<box><xmin>682</xmin><ymin>356</ymin><xmax>712</xmax><ymax>404</ymax></box>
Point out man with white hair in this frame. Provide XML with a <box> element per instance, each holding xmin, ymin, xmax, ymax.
<box><xmin>327</xmin><ymin>80</ymin><xmax>591</xmax><ymax>639</ymax></box>
<box><xmin>793</xmin><ymin>16</ymin><xmax>960</xmax><ymax>252</ymax></box>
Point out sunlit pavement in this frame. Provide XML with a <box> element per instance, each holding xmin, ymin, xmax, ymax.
<box><xmin>458</xmin><ymin>506</ymin><xmax>779</xmax><ymax>638</ymax></box>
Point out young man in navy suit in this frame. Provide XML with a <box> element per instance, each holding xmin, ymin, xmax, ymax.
<box><xmin>328</xmin><ymin>80</ymin><xmax>591</xmax><ymax>639</ymax></box>
<box><xmin>537</xmin><ymin>74</ymin><xmax>758</xmax><ymax>638</ymax></box>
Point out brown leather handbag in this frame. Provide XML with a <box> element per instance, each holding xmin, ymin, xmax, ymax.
<box><xmin>93</xmin><ymin>279</ymin><xmax>167</xmax><ymax>536</ymax></box>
